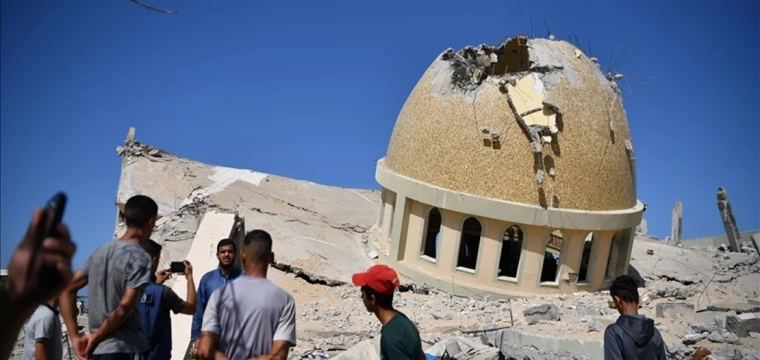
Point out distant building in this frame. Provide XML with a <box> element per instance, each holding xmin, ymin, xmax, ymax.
<box><xmin>369</xmin><ymin>37</ymin><xmax>644</xmax><ymax>297</ymax></box>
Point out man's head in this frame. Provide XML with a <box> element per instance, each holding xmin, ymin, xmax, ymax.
<box><xmin>142</xmin><ymin>239</ymin><xmax>163</xmax><ymax>273</ymax></box>
<box><xmin>609</xmin><ymin>275</ymin><xmax>639</xmax><ymax>315</ymax></box>
<box><xmin>216</xmin><ymin>239</ymin><xmax>237</xmax><ymax>268</ymax></box>
<box><xmin>240</xmin><ymin>230</ymin><xmax>274</xmax><ymax>268</ymax></box>
<box><xmin>123</xmin><ymin>195</ymin><xmax>159</xmax><ymax>239</ymax></box>
<box><xmin>352</xmin><ymin>265</ymin><xmax>400</xmax><ymax>313</ymax></box>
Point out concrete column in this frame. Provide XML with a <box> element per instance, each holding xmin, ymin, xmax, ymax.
<box><xmin>403</xmin><ymin>201</ymin><xmax>426</xmax><ymax>260</ymax></box>
<box><xmin>438</xmin><ymin>210</ymin><xmax>463</xmax><ymax>272</ymax></box>
<box><xmin>591</xmin><ymin>231</ymin><xmax>615</xmax><ymax>289</ymax></box>
<box><xmin>671</xmin><ymin>201</ymin><xmax>683</xmax><ymax>245</ymax></box>
<box><xmin>477</xmin><ymin>219</ymin><xmax>503</xmax><ymax>283</ymax></box>
<box><xmin>717</xmin><ymin>187</ymin><xmax>741</xmax><ymax>252</ymax></box>
<box><xmin>637</xmin><ymin>216</ymin><xmax>648</xmax><ymax>236</ymax></box>
<box><xmin>559</xmin><ymin>230</ymin><xmax>586</xmax><ymax>288</ymax></box>
<box><xmin>381</xmin><ymin>191</ymin><xmax>396</xmax><ymax>242</ymax></box>
<box><xmin>113</xmin><ymin>127</ymin><xmax>136</xmax><ymax>234</ymax></box>
<box><xmin>517</xmin><ymin>225</ymin><xmax>552</xmax><ymax>288</ymax></box>
<box><xmin>388</xmin><ymin>194</ymin><xmax>410</xmax><ymax>262</ymax></box>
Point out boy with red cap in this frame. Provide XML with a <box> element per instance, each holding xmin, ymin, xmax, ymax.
<box><xmin>352</xmin><ymin>265</ymin><xmax>425</xmax><ymax>360</ymax></box>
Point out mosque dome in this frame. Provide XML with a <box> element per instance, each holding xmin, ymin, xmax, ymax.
<box><xmin>384</xmin><ymin>38</ymin><xmax>637</xmax><ymax>211</ymax></box>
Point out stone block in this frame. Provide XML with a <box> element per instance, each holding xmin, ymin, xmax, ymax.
<box><xmin>523</xmin><ymin>304</ymin><xmax>560</xmax><ymax>325</ymax></box>
<box><xmin>726</xmin><ymin>312</ymin><xmax>760</xmax><ymax>337</ymax></box>
<box><xmin>656</xmin><ymin>303</ymin><xmax>695</xmax><ymax>320</ymax></box>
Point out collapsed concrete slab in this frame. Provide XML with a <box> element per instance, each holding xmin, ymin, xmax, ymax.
<box><xmin>113</xmin><ymin>128</ymin><xmax>380</xmax><ymax>285</ymax></box>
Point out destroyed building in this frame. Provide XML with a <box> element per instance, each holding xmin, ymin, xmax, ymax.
<box><xmin>101</xmin><ymin>38</ymin><xmax>760</xmax><ymax>360</ymax></box>
<box><xmin>370</xmin><ymin>37</ymin><xmax>643</xmax><ymax>297</ymax></box>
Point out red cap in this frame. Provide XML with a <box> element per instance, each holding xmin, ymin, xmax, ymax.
<box><xmin>351</xmin><ymin>264</ymin><xmax>400</xmax><ymax>295</ymax></box>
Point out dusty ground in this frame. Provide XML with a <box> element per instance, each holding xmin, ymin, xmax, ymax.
<box><xmin>265</xmin><ymin>237</ymin><xmax>760</xmax><ymax>358</ymax></box>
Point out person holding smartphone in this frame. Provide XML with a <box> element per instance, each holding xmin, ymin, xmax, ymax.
<box><xmin>137</xmin><ymin>240</ymin><xmax>197</xmax><ymax>360</ymax></box>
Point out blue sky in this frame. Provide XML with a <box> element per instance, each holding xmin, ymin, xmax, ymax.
<box><xmin>1</xmin><ymin>0</ymin><xmax>758</xmax><ymax>270</ymax></box>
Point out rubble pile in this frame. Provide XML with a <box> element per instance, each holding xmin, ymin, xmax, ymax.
<box><xmin>281</xmin><ymin>235</ymin><xmax>760</xmax><ymax>359</ymax></box>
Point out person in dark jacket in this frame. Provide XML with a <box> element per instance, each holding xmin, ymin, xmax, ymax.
<box><xmin>604</xmin><ymin>275</ymin><xmax>667</xmax><ymax>360</ymax></box>
<box><xmin>138</xmin><ymin>239</ymin><xmax>197</xmax><ymax>360</ymax></box>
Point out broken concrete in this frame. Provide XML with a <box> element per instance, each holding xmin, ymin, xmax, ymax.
<box><xmin>726</xmin><ymin>313</ymin><xmax>760</xmax><ymax>337</ymax></box>
<box><xmin>656</xmin><ymin>303</ymin><xmax>695</xmax><ymax>320</ymax></box>
<box><xmin>523</xmin><ymin>304</ymin><xmax>560</xmax><ymax>325</ymax></box>
<box><xmin>671</xmin><ymin>201</ymin><xmax>683</xmax><ymax>246</ymax></box>
<box><xmin>717</xmin><ymin>187</ymin><xmax>742</xmax><ymax>252</ymax></box>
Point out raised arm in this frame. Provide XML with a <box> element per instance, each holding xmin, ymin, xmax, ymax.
<box><xmin>181</xmin><ymin>260</ymin><xmax>197</xmax><ymax>314</ymax></box>
<box><xmin>60</xmin><ymin>270</ymin><xmax>88</xmax><ymax>343</ymax></box>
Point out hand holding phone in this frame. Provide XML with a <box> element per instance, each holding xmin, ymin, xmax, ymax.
<box><xmin>170</xmin><ymin>261</ymin><xmax>186</xmax><ymax>274</ymax></box>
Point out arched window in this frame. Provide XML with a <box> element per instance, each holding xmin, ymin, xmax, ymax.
<box><xmin>457</xmin><ymin>217</ymin><xmax>482</xmax><ymax>271</ymax></box>
<box><xmin>421</xmin><ymin>208</ymin><xmax>442</xmax><ymax>260</ymax></box>
<box><xmin>498</xmin><ymin>225</ymin><xmax>523</xmax><ymax>278</ymax></box>
<box><xmin>540</xmin><ymin>230</ymin><xmax>563</xmax><ymax>283</ymax></box>
<box><xmin>578</xmin><ymin>233</ymin><xmax>594</xmax><ymax>283</ymax></box>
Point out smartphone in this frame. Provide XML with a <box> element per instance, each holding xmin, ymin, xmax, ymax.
<box><xmin>27</xmin><ymin>192</ymin><xmax>67</xmax><ymax>298</ymax></box>
<box><xmin>170</xmin><ymin>261</ymin><xmax>186</xmax><ymax>274</ymax></box>
<box><xmin>44</xmin><ymin>192</ymin><xmax>67</xmax><ymax>236</ymax></box>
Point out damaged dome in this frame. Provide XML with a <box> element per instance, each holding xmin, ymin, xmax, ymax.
<box><xmin>384</xmin><ymin>37</ymin><xmax>637</xmax><ymax>212</ymax></box>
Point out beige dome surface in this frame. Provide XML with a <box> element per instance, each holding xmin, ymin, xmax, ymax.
<box><xmin>385</xmin><ymin>38</ymin><xmax>637</xmax><ymax>211</ymax></box>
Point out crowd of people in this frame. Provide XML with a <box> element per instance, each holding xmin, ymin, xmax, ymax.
<box><xmin>1</xmin><ymin>194</ymin><xmax>672</xmax><ymax>360</ymax></box>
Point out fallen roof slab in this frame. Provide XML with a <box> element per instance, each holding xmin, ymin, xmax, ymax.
<box><xmin>115</xmin><ymin>134</ymin><xmax>381</xmax><ymax>285</ymax></box>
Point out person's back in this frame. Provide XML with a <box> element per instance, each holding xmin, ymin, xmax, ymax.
<box><xmin>604</xmin><ymin>314</ymin><xmax>665</xmax><ymax>360</ymax></box>
<box><xmin>138</xmin><ymin>283</ymin><xmax>171</xmax><ymax>360</ymax></box>
<box><xmin>202</xmin><ymin>276</ymin><xmax>296</xmax><ymax>359</ymax></box>
<box><xmin>604</xmin><ymin>275</ymin><xmax>666</xmax><ymax>360</ymax></box>
<box><xmin>380</xmin><ymin>311</ymin><xmax>424</xmax><ymax>360</ymax></box>
<box><xmin>85</xmin><ymin>240</ymin><xmax>152</xmax><ymax>354</ymax></box>
<box><xmin>22</xmin><ymin>304</ymin><xmax>62</xmax><ymax>360</ymax></box>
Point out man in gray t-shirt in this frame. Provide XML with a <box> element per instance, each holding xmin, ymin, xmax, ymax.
<box><xmin>60</xmin><ymin>195</ymin><xmax>158</xmax><ymax>360</ymax></box>
<box><xmin>22</xmin><ymin>300</ymin><xmax>62</xmax><ymax>360</ymax></box>
<box><xmin>197</xmin><ymin>230</ymin><xmax>296</xmax><ymax>360</ymax></box>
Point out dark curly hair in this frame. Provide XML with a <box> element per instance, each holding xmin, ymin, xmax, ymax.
<box><xmin>609</xmin><ymin>275</ymin><xmax>639</xmax><ymax>303</ymax></box>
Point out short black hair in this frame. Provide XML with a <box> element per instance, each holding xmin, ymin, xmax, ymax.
<box><xmin>123</xmin><ymin>195</ymin><xmax>158</xmax><ymax>228</ymax></box>
<box><xmin>243</xmin><ymin>230</ymin><xmax>272</xmax><ymax>263</ymax></box>
<box><xmin>216</xmin><ymin>239</ymin><xmax>236</xmax><ymax>253</ymax></box>
<box><xmin>361</xmin><ymin>285</ymin><xmax>394</xmax><ymax>309</ymax></box>
<box><xmin>142</xmin><ymin>239</ymin><xmax>163</xmax><ymax>258</ymax></box>
<box><xmin>610</xmin><ymin>275</ymin><xmax>639</xmax><ymax>303</ymax></box>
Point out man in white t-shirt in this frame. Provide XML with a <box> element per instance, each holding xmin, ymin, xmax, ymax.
<box><xmin>196</xmin><ymin>230</ymin><xmax>296</xmax><ymax>360</ymax></box>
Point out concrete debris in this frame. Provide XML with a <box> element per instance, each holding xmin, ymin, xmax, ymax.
<box><xmin>523</xmin><ymin>304</ymin><xmax>560</xmax><ymax>325</ymax></box>
<box><xmin>587</xmin><ymin>320</ymin><xmax>605</xmax><ymax>333</ymax></box>
<box><xmin>707</xmin><ymin>329</ymin><xmax>741</xmax><ymax>344</ymax></box>
<box><xmin>682</xmin><ymin>333</ymin><xmax>708</xmax><ymax>345</ymax></box>
<box><xmin>425</xmin><ymin>336</ymin><xmax>502</xmax><ymax>360</ymax></box>
<box><xmin>689</xmin><ymin>323</ymin><xmax>720</xmax><ymax>334</ymax></box>
<box><xmin>726</xmin><ymin>312</ymin><xmax>760</xmax><ymax>337</ymax></box>
<box><xmin>656</xmin><ymin>303</ymin><xmax>695</xmax><ymax>320</ymax></box>
<box><xmin>671</xmin><ymin>201</ymin><xmax>683</xmax><ymax>246</ymax></box>
<box><xmin>367</xmin><ymin>250</ymin><xmax>378</xmax><ymax>259</ymax></box>
<box><xmin>717</xmin><ymin>187</ymin><xmax>742</xmax><ymax>252</ymax></box>
<box><xmin>297</xmin><ymin>349</ymin><xmax>330</xmax><ymax>359</ymax></box>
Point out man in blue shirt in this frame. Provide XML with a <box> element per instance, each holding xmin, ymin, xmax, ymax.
<box><xmin>190</xmin><ymin>239</ymin><xmax>242</xmax><ymax>350</ymax></box>
<box><xmin>138</xmin><ymin>240</ymin><xmax>197</xmax><ymax>360</ymax></box>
